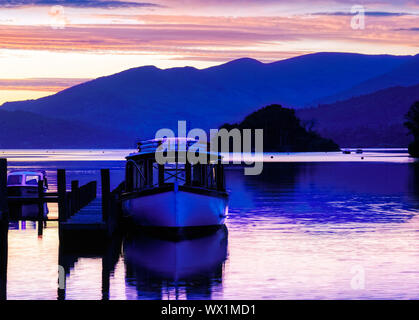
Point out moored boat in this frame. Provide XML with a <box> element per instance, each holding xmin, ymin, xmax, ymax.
<box><xmin>121</xmin><ymin>138</ymin><xmax>229</xmax><ymax>231</ymax></box>
<box><xmin>7</xmin><ymin>170</ymin><xmax>48</xmax><ymax>197</ymax></box>
<box><xmin>7</xmin><ymin>170</ymin><xmax>49</xmax><ymax>219</ymax></box>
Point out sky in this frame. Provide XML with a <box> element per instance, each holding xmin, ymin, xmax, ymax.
<box><xmin>0</xmin><ymin>0</ymin><xmax>418</xmax><ymax>104</ymax></box>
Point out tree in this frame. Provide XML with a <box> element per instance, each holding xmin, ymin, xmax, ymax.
<box><xmin>218</xmin><ymin>104</ymin><xmax>340</xmax><ymax>152</ymax></box>
<box><xmin>404</xmin><ymin>101</ymin><xmax>419</xmax><ymax>158</ymax></box>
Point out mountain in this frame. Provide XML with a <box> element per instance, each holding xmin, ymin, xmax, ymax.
<box><xmin>297</xmin><ymin>84</ymin><xmax>419</xmax><ymax>147</ymax></box>
<box><xmin>0</xmin><ymin>110</ymin><xmax>131</xmax><ymax>148</ymax></box>
<box><xmin>1</xmin><ymin>53</ymin><xmax>416</xmax><ymax>144</ymax></box>
<box><xmin>316</xmin><ymin>54</ymin><xmax>419</xmax><ymax>104</ymax></box>
<box><xmin>1</xmin><ymin>52</ymin><xmax>418</xmax><ymax>148</ymax></box>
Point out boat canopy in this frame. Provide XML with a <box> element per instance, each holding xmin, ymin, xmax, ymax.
<box><xmin>125</xmin><ymin>138</ymin><xmax>226</xmax><ymax>193</ymax></box>
<box><xmin>7</xmin><ymin>170</ymin><xmax>48</xmax><ymax>188</ymax></box>
<box><xmin>128</xmin><ymin>137</ymin><xmax>222</xmax><ymax>161</ymax></box>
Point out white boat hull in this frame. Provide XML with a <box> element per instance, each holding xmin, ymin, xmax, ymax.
<box><xmin>122</xmin><ymin>189</ymin><xmax>228</xmax><ymax>228</ymax></box>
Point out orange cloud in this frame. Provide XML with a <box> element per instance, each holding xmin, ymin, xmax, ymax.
<box><xmin>0</xmin><ymin>78</ymin><xmax>90</xmax><ymax>91</ymax></box>
<box><xmin>0</xmin><ymin>14</ymin><xmax>417</xmax><ymax>56</ymax></box>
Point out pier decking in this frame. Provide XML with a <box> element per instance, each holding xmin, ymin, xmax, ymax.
<box><xmin>61</xmin><ymin>198</ymin><xmax>105</xmax><ymax>230</ymax></box>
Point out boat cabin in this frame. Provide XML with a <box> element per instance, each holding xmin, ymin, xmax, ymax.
<box><xmin>124</xmin><ymin>138</ymin><xmax>226</xmax><ymax>194</ymax></box>
<box><xmin>7</xmin><ymin>171</ymin><xmax>48</xmax><ymax>189</ymax></box>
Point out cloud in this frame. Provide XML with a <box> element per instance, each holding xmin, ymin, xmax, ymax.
<box><xmin>312</xmin><ymin>11</ymin><xmax>415</xmax><ymax>16</ymax></box>
<box><xmin>0</xmin><ymin>0</ymin><xmax>160</xmax><ymax>9</ymax></box>
<box><xmin>0</xmin><ymin>77</ymin><xmax>90</xmax><ymax>91</ymax></box>
<box><xmin>395</xmin><ymin>27</ymin><xmax>419</xmax><ymax>31</ymax></box>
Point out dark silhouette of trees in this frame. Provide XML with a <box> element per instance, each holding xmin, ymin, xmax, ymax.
<box><xmin>219</xmin><ymin>104</ymin><xmax>340</xmax><ymax>152</ymax></box>
<box><xmin>405</xmin><ymin>101</ymin><xmax>419</xmax><ymax>157</ymax></box>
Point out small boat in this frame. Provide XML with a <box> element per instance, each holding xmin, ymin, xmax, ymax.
<box><xmin>7</xmin><ymin>170</ymin><xmax>49</xmax><ymax>219</ymax></box>
<box><xmin>7</xmin><ymin>170</ymin><xmax>48</xmax><ymax>197</ymax></box>
<box><xmin>121</xmin><ymin>138</ymin><xmax>229</xmax><ymax>232</ymax></box>
<box><xmin>356</xmin><ymin>149</ymin><xmax>363</xmax><ymax>154</ymax></box>
<box><xmin>342</xmin><ymin>149</ymin><xmax>351</xmax><ymax>154</ymax></box>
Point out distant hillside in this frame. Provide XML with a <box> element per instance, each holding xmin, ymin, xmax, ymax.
<box><xmin>219</xmin><ymin>104</ymin><xmax>340</xmax><ymax>152</ymax></box>
<box><xmin>0</xmin><ymin>110</ymin><xmax>132</xmax><ymax>148</ymax></box>
<box><xmin>297</xmin><ymin>84</ymin><xmax>419</xmax><ymax>147</ymax></box>
<box><xmin>316</xmin><ymin>54</ymin><xmax>419</xmax><ymax>104</ymax></box>
<box><xmin>1</xmin><ymin>52</ymin><xmax>418</xmax><ymax>149</ymax></box>
<box><xmin>1</xmin><ymin>52</ymin><xmax>415</xmax><ymax>144</ymax></box>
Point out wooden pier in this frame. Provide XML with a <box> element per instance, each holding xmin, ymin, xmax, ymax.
<box><xmin>59</xmin><ymin>169</ymin><xmax>123</xmax><ymax>250</ymax></box>
<box><xmin>0</xmin><ymin>158</ymin><xmax>123</xmax><ymax>251</ymax></box>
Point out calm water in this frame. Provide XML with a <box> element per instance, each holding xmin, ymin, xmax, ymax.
<box><xmin>1</xmin><ymin>149</ymin><xmax>419</xmax><ymax>300</ymax></box>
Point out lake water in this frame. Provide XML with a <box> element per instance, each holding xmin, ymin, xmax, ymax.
<box><xmin>1</xmin><ymin>149</ymin><xmax>419</xmax><ymax>300</ymax></box>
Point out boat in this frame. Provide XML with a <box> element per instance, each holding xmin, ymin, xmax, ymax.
<box><xmin>7</xmin><ymin>170</ymin><xmax>48</xmax><ymax>197</ymax></box>
<box><xmin>7</xmin><ymin>170</ymin><xmax>49</xmax><ymax>219</ymax></box>
<box><xmin>342</xmin><ymin>149</ymin><xmax>351</xmax><ymax>154</ymax></box>
<box><xmin>120</xmin><ymin>138</ymin><xmax>229</xmax><ymax>232</ymax></box>
<box><xmin>356</xmin><ymin>149</ymin><xmax>363</xmax><ymax>154</ymax></box>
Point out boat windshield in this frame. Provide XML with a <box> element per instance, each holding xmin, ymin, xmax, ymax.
<box><xmin>25</xmin><ymin>175</ymin><xmax>40</xmax><ymax>186</ymax></box>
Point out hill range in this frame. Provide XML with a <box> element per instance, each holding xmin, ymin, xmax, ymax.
<box><xmin>1</xmin><ymin>52</ymin><xmax>418</xmax><ymax>148</ymax></box>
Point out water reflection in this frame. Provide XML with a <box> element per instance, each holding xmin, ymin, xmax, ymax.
<box><xmin>3</xmin><ymin>151</ymin><xmax>419</xmax><ymax>299</ymax></box>
<box><xmin>123</xmin><ymin>227</ymin><xmax>228</xmax><ymax>300</ymax></box>
<box><xmin>228</xmin><ymin>162</ymin><xmax>417</xmax><ymax>226</ymax></box>
<box><xmin>410</xmin><ymin>162</ymin><xmax>419</xmax><ymax>208</ymax></box>
<box><xmin>58</xmin><ymin>235</ymin><xmax>123</xmax><ymax>300</ymax></box>
<box><xmin>8</xmin><ymin>204</ymin><xmax>48</xmax><ymax>221</ymax></box>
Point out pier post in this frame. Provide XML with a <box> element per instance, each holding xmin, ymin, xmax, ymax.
<box><xmin>101</xmin><ymin>169</ymin><xmax>110</xmax><ymax>223</ymax></box>
<box><xmin>57</xmin><ymin>169</ymin><xmax>67</xmax><ymax>222</ymax></box>
<box><xmin>37</xmin><ymin>180</ymin><xmax>44</xmax><ymax>236</ymax></box>
<box><xmin>0</xmin><ymin>219</ymin><xmax>7</xmax><ymax>300</ymax></box>
<box><xmin>71</xmin><ymin>180</ymin><xmax>79</xmax><ymax>215</ymax></box>
<box><xmin>0</xmin><ymin>159</ymin><xmax>8</xmax><ymax>221</ymax></box>
<box><xmin>0</xmin><ymin>159</ymin><xmax>8</xmax><ymax>300</ymax></box>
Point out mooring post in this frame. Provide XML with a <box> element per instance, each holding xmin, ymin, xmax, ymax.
<box><xmin>0</xmin><ymin>218</ymin><xmax>7</xmax><ymax>300</ymax></box>
<box><xmin>71</xmin><ymin>180</ymin><xmax>79</xmax><ymax>215</ymax></box>
<box><xmin>0</xmin><ymin>158</ymin><xmax>8</xmax><ymax>300</ymax></box>
<box><xmin>57</xmin><ymin>169</ymin><xmax>67</xmax><ymax>222</ymax></box>
<box><xmin>37</xmin><ymin>179</ymin><xmax>44</xmax><ymax>236</ymax></box>
<box><xmin>101</xmin><ymin>169</ymin><xmax>110</xmax><ymax>223</ymax></box>
<box><xmin>0</xmin><ymin>158</ymin><xmax>8</xmax><ymax>222</ymax></box>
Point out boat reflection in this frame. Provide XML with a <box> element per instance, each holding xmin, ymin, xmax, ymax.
<box><xmin>8</xmin><ymin>203</ymin><xmax>48</xmax><ymax>221</ymax></box>
<box><xmin>123</xmin><ymin>226</ymin><xmax>228</xmax><ymax>300</ymax></box>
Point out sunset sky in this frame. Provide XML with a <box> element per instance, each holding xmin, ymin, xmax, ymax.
<box><xmin>0</xmin><ymin>0</ymin><xmax>418</xmax><ymax>104</ymax></box>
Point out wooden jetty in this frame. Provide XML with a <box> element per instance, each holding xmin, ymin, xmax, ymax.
<box><xmin>0</xmin><ymin>158</ymin><xmax>125</xmax><ymax>299</ymax></box>
<box><xmin>0</xmin><ymin>158</ymin><xmax>123</xmax><ymax>250</ymax></box>
<box><xmin>59</xmin><ymin>169</ymin><xmax>123</xmax><ymax>250</ymax></box>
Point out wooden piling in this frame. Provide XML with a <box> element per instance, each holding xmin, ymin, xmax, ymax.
<box><xmin>101</xmin><ymin>169</ymin><xmax>110</xmax><ymax>223</ymax></box>
<box><xmin>0</xmin><ymin>159</ymin><xmax>7</xmax><ymax>299</ymax></box>
<box><xmin>0</xmin><ymin>159</ymin><xmax>8</xmax><ymax>221</ymax></box>
<box><xmin>57</xmin><ymin>169</ymin><xmax>67</xmax><ymax>222</ymax></box>
<box><xmin>37</xmin><ymin>179</ymin><xmax>44</xmax><ymax>236</ymax></box>
<box><xmin>0</xmin><ymin>220</ymin><xmax>7</xmax><ymax>300</ymax></box>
